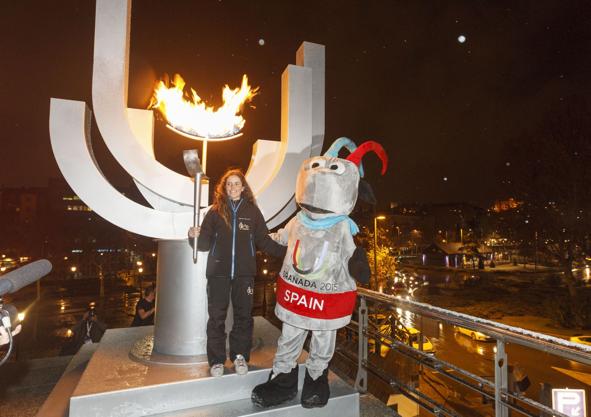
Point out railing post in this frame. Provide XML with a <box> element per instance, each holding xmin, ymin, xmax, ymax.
<box><xmin>355</xmin><ymin>296</ymin><xmax>368</xmax><ymax>393</ymax></box>
<box><xmin>419</xmin><ymin>315</ymin><xmax>424</xmax><ymax>352</ymax></box>
<box><xmin>495</xmin><ymin>339</ymin><xmax>509</xmax><ymax>417</ymax></box>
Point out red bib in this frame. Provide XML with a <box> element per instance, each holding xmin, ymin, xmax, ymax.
<box><xmin>276</xmin><ymin>277</ymin><xmax>357</xmax><ymax>320</ymax></box>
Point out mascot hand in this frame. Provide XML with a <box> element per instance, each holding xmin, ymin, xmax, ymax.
<box><xmin>349</xmin><ymin>247</ymin><xmax>370</xmax><ymax>284</ymax></box>
<box><xmin>268</xmin><ymin>230</ymin><xmax>287</xmax><ymax>246</ymax></box>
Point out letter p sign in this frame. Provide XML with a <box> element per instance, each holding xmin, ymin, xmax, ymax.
<box><xmin>552</xmin><ymin>389</ymin><xmax>586</xmax><ymax>417</ymax></box>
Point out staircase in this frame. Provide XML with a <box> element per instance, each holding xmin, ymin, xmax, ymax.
<box><xmin>70</xmin><ymin>364</ymin><xmax>358</xmax><ymax>417</ymax></box>
<box><xmin>37</xmin><ymin>318</ymin><xmax>360</xmax><ymax>417</ymax></box>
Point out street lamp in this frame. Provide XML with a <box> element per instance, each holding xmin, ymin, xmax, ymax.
<box><xmin>138</xmin><ymin>267</ymin><xmax>144</xmax><ymax>291</ymax></box>
<box><xmin>374</xmin><ymin>215</ymin><xmax>386</xmax><ymax>288</ymax></box>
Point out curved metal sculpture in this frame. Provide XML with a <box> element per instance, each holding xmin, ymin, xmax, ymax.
<box><xmin>49</xmin><ymin>0</ymin><xmax>325</xmax><ymax>357</ymax></box>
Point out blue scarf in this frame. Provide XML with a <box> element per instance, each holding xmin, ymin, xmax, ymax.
<box><xmin>297</xmin><ymin>211</ymin><xmax>359</xmax><ymax>236</ymax></box>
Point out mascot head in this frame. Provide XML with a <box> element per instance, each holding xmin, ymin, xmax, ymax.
<box><xmin>296</xmin><ymin>139</ymin><xmax>389</xmax><ymax>219</ymax></box>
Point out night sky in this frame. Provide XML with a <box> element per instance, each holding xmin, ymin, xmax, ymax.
<box><xmin>1</xmin><ymin>1</ymin><xmax>590</xmax><ymax>207</ymax></box>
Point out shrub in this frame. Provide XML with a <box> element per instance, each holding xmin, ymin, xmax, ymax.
<box><xmin>546</xmin><ymin>290</ymin><xmax>591</xmax><ymax>329</ymax></box>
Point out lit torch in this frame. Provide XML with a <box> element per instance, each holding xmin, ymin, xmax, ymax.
<box><xmin>149</xmin><ymin>74</ymin><xmax>258</xmax><ymax>173</ymax></box>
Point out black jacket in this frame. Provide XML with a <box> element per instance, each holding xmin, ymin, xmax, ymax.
<box><xmin>197</xmin><ymin>199</ymin><xmax>286</xmax><ymax>278</ymax></box>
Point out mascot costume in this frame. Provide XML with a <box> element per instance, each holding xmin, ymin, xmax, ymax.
<box><xmin>252</xmin><ymin>139</ymin><xmax>388</xmax><ymax>408</ymax></box>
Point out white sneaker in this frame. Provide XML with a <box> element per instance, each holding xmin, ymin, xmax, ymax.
<box><xmin>210</xmin><ymin>363</ymin><xmax>224</xmax><ymax>377</ymax></box>
<box><xmin>234</xmin><ymin>354</ymin><xmax>248</xmax><ymax>375</ymax></box>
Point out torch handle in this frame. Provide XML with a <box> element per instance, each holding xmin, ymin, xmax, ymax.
<box><xmin>192</xmin><ymin>173</ymin><xmax>203</xmax><ymax>264</ymax></box>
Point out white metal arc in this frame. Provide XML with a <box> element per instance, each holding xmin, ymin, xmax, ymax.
<box><xmin>49</xmin><ymin>98</ymin><xmax>196</xmax><ymax>240</ymax></box>
<box><xmin>92</xmin><ymin>0</ymin><xmax>194</xmax><ymax>206</ymax></box>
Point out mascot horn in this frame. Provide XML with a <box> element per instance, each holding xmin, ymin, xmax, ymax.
<box><xmin>323</xmin><ymin>136</ymin><xmax>365</xmax><ymax>178</ymax></box>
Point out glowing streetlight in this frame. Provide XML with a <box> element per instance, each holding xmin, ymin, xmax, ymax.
<box><xmin>70</xmin><ymin>266</ymin><xmax>77</xmax><ymax>272</ymax></box>
<box><xmin>374</xmin><ymin>215</ymin><xmax>386</xmax><ymax>287</ymax></box>
<box><xmin>138</xmin><ymin>267</ymin><xmax>144</xmax><ymax>274</ymax></box>
<box><xmin>136</xmin><ymin>261</ymin><xmax>143</xmax><ymax>266</ymax></box>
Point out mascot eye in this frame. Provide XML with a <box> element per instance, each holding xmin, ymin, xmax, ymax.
<box><xmin>328</xmin><ymin>161</ymin><xmax>346</xmax><ymax>174</ymax></box>
<box><xmin>308</xmin><ymin>158</ymin><xmax>326</xmax><ymax>170</ymax></box>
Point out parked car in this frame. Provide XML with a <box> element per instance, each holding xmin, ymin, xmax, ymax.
<box><xmin>368</xmin><ymin>314</ymin><xmax>435</xmax><ymax>356</ymax></box>
<box><xmin>454</xmin><ymin>325</ymin><xmax>493</xmax><ymax>342</ymax></box>
<box><xmin>402</xmin><ymin>327</ymin><xmax>435</xmax><ymax>353</ymax></box>
<box><xmin>570</xmin><ymin>335</ymin><xmax>591</xmax><ymax>346</ymax></box>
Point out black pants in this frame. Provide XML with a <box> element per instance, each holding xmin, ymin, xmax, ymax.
<box><xmin>206</xmin><ymin>275</ymin><xmax>254</xmax><ymax>366</ymax></box>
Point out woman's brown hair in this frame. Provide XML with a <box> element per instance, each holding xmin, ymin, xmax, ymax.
<box><xmin>212</xmin><ymin>168</ymin><xmax>256</xmax><ymax>229</ymax></box>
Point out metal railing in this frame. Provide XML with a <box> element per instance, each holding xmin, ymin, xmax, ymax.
<box><xmin>347</xmin><ymin>288</ymin><xmax>591</xmax><ymax>417</ymax></box>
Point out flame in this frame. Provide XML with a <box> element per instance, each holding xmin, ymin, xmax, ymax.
<box><xmin>149</xmin><ymin>74</ymin><xmax>258</xmax><ymax>140</ymax></box>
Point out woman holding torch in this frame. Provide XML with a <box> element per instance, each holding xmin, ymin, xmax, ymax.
<box><xmin>189</xmin><ymin>168</ymin><xmax>286</xmax><ymax>377</ymax></box>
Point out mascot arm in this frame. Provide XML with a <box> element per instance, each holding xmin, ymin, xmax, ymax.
<box><xmin>254</xmin><ymin>208</ymin><xmax>288</xmax><ymax>258</ymax></box>
<box><xmin>268</xmin><ymin>218</ymin><xmax>293</xmax><ymax>245</ymax></box>
<box><xmin>348</xmin><ymin>247</ymin><xmax>370</xmax><ymax>284</ymax></box>
<box><xmin>269</xmin><ymin>225</ymin><xmax>288</xmax><ymax>246</ymax></box>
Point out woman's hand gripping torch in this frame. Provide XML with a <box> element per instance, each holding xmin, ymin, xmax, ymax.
<box><xmin>183</xmin><ymin>150</ymin><xmax>207</xmax><ymax>264</ymax></box>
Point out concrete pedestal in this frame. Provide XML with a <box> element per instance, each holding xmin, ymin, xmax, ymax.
<box><xmin>38</xmin><ymin>318</ymin><xmax>360</xmax><ymax>417</ymax></box>
<box><xmin>152</xmin><ymin>239</ymin><xmax>208</xmax><ymax>357</ymax></box>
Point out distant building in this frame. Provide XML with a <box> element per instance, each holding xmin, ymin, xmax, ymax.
<box><xmin>421</xmin><ymin>241</ymin><xmax>492</xmax><ymax>268</ymax></box>
<box><xmin>387</xmin><ymin>202</ymin><xmax>486</xmax><ymax>245</ymax></box>
<box><xmin>0</xmin><ymin>179</ymin><xmax>156</xmax><ymax>279</ymax></box>
<box><xmin>0</xmin><ymin>186</ymin><xmax>46</xmax><ymax>257</ymax></box>
<box><xmin>492</xmin><ymin>198</ymin><xmax>522</xmax><ymax>213</ymax></box>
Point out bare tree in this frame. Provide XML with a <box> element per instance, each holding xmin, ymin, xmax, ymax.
<box><xmin>503</xmin><ymin>95</ymin><xmax>591</xmax><ymax>297</ymax></box>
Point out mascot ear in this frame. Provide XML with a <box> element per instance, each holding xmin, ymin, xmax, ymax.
<box><xmin>358</xmin><ymin>179</ymin><xmax>376</xmax><ymax>205</ymax></box>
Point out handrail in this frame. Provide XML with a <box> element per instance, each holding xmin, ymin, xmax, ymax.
<box><xmin>357</xmin><ymin>288</ymin><xmax>591</xmax><ymax>365</ymax></box>
<box><xmin>349</xmin><ymin>288</ymin><xmax>586</xmax><ymax>417</ymax></box>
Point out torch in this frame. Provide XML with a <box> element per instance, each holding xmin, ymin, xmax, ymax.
<box><xmin>183</xmin><ymin>150</ymin><xmax>207</xmax><ymax>263</ymax></box>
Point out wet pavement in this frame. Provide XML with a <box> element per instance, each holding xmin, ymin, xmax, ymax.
<box><xmin>3</xmin><ymin>277</ymin><xmax>143</xmax><ymax>359</ymax></box>
<box><xmin>2</xmin><ymin>277</ymin><xmax>275</xmax><ymax>360</ymax></box>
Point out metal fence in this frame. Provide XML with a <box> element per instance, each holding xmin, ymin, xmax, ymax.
<box><xmin>347</xmin><ymin>288</ymin><xmax>591</xmax><ymax>417</ymax></box>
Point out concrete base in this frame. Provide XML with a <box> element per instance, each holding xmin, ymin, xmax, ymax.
<box><xmin>38</xmin><ymin>317</ymin><xmax>360</xmax><ymax>417</ymax></box>
<box><xmin>129</xmin><ymin>334</ymin><xmax>209</xmax><ymax>365</ymax></box>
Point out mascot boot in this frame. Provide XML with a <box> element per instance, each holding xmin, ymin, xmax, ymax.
<box><xmin>301</xmin><ymin>368</ymin><xmax>330</xmax><ymax>408</ymax></box>
<box><xmin>251</xmin><ymin>366</ymin><xmax>298</xmax><ymax>408</ymax></box>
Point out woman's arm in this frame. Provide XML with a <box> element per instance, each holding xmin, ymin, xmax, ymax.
<box><xmin>253</xmin><ymin>208</ymin><xmax>287</xmax><ymax>259</ymax></box>
<box><xmin>189</xmin><ymin>211</ymin><xmax>215</xmax><ymax>251</ymax></box>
